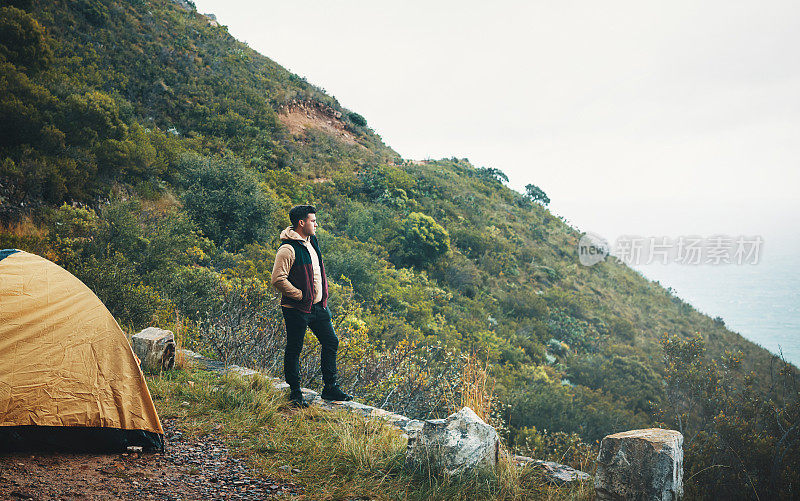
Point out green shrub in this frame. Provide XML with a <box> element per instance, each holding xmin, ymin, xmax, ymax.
<box><xmin>0</xmin><ymin>7</ymin><xmax>53</xmax><ymax>70</ymax></box>
<box><xmin>436</xmin><ymin>252</ymin><xmax>482</xmax><ymax>298</ymax></box>
<box><xmin>507</xmin><ymin>380</ymin><xmax>646</xmax><ymax>443</ymax></box>
<box><xmin>359</xmin><ymin>164</ymin><xmax>416</xmax><ymax>200</ymax></box>
<box><xmin>76</xmin><ymin>0</ymin><xmax>110</xmax><ymax>26</ymax></box>
<box><xmin>500</xmin><ymin>289</ymin><xmax>548</xmax><ymax>319</ymax></box>
<box><xmin>179</xmin><ymin>155</ymin><xmax>280</xmax><ymax>251</ymax></box>
<box><xmin>608</xmin><ymin>317</ymin><xmax>635</xmax><ymax>341</ymax></box>
<box><xmin>567</xmin><ymin>354</ymin><xmax>662</xmax><ymax>414</ymax></box>
<box><xmin>450</xmin><ymin>226</ymin><xmax>493</xmax><ymax>260</ymax></box>
<box><xmin>659</xmin><ymin>334</ymin><xmax>800</xmax><ymax>499</ymax></box>
<box><xmin>61</xmin><ymin>91</ymin><xmax>128</xmax><ymax>145</ymax></box>
<box><xmin>324</xmin><ymin>240</ymin><xmax>382</xmax><ymax>299</ymax></box>
<box><xmin>74</xmin><ymin>252</ymin><xmax>167</xmax><ymax>328</ymax></box>
<box><xmin>347</xmin><ymin>111</ymin><xmax>367</xmax><ymax>127</ymax></box>
<box><xmin>547</xmin><ymin>308</ymin><xmax>601</xmax><ymax>354</ymax></box>
<box><xmin>388</xmin><ymin>212</ymin><xmax>450</xmax><ymax>268</ymax></box>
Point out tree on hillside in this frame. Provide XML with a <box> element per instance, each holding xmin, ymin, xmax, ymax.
<box><xmin>476</xmin><ymin>166</ymin><xmax>509</xmax><ymax>185</ymax></box>
<box><xmin>525</xmin><ymin>183</ymin><xmax>550</xmax><ymax>205</ymax></box>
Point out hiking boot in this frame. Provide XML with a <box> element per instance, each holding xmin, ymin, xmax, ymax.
<box><xmin>288</xmin><ymin>389</ymin><xmax>310</xmax><ymax>409</ymax></box>
<box><xmin>321</xmin><ymin>384</ymin><xmax>352</xmax><ymax>402</ymax></box>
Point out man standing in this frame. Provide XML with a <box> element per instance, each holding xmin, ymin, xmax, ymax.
<box><xmin>271</xmin><ymin>205</ymin><xmax>352</xmax><ymax>408</ymax></box>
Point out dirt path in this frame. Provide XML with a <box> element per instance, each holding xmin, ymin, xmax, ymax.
<box><xmin>0</xmin><ymin>419</ymin><xmax>302</xmax><ymax>500</ymax></box>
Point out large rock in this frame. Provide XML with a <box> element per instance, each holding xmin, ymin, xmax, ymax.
<box><xmin>595</xmin><ymin>428</ymin><xmax>683</xmax><ymax>501</ymax></box>
<box><xmin>406</xmin><ymin>407</ymin><xmax>499</xmax><ymax>475</ymax></box>
<box><xmin>131</xmin><ymin>327</ymin><xmax>176</xmax><ymax>372</ymax></box>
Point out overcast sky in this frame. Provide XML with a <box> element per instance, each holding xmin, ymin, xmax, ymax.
<box><xmin>192</xmin><ymin>0</ymin><xmax>800</xmax><ymax>251</ymax></box>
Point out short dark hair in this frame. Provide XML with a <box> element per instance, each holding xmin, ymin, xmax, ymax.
<box><xmin>289</xmin><ymin>205</ymin><xmax>316</xmax><ymax>228</ymax></box>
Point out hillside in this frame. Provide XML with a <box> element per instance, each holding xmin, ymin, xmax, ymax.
<box><xmin>1</xmin><ymin>0</ymin><xmax>798</xmax><ymax>498</ymax></box>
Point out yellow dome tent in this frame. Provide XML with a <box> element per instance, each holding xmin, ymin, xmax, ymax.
<box><xmin>0</xmin><ymin>249</ymin><xmax>164</xmax><ymax>451</ymax></box>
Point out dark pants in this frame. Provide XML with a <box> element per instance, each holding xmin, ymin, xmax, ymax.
<box><xmin>282</xmin><ymin>303</ymin><xmax>339</xmax><ymax>391</ymax></box>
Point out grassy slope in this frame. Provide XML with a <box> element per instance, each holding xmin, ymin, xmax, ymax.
<box><xmin>147</xmin><ymin>367</ymin><xmax>593</xmax><ymax>501</ymax></box>
<box><xmin>355</xmin><ymin>158</ymin><xmax>778</xmax><ymax>378</ymax></box>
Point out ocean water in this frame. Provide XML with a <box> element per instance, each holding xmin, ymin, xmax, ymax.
<box><xmin>634</xmin><ymin>250</ymin><xmax>800</xmax><ymax>367</ymax></box>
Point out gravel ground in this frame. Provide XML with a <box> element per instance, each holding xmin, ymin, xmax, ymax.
<box><xmin>0</xmin><ymin>419</ymin><xmax>302</xmax><ymax>500</ymax></box>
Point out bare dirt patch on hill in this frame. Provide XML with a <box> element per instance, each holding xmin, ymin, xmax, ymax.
<box><xmin>279</xmin><ymin>100</ymin><xmax>359</xmax><ymax>145</ymax></box>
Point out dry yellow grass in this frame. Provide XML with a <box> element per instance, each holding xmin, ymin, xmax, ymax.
<box><xmin>457</xmin><ymin>351</ymin><xmax>494</xmax><ymax>424</ymax></box>
<box><xmin>171</xmin><ymin>312</ymin><xmax>188</xmax><ymax>370</ymax></box>
<box><xmin>0</xmin><ymin>216</ymin><xmax>47</xmax><ymax>239</ymax></box>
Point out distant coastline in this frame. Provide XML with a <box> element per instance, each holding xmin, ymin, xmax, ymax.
<box><xmin>636</xmin><ymin>250</ymin><xmax>800</xmax><ymax>366</ymax></box>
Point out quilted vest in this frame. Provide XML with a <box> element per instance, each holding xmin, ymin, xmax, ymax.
<box><xmin>280</xmin><ymin>235</ymin><xmax>328</xmax><ymax>312</ymax></box>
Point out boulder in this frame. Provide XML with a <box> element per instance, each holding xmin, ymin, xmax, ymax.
<box><xmin>595</xmin><ymin>428</ymin><xmax>683</xmax><ymax>501</ymax></box>
<box><xmin>406</xmin><ymin>407</ymin><xmax>499</xmax><ymax>475</ymax></box>
<box><xmin>131</xmin><ymin>327</ymin><xmax>176</xmax><ymax>372</ymax></box>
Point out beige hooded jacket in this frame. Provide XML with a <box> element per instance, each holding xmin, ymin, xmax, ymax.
<box><xmin>271</xmin><ymin>226</ymin><xmax>323</xmax><ymax>305</ymax></box>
